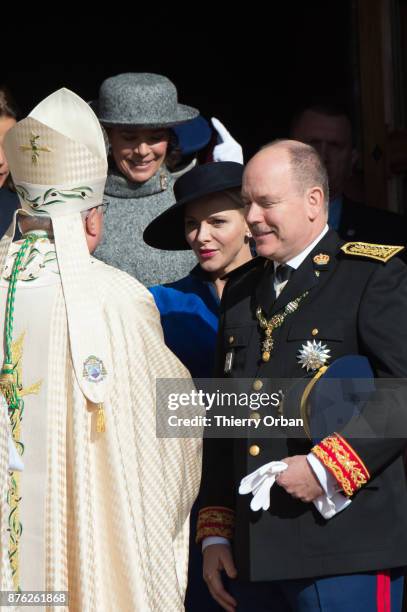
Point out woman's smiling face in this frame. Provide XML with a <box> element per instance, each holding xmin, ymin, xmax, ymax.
<box><xmin>109</xmin><ymin>126</ymin><xmax>170</xmax><ymax>183</ymax></box>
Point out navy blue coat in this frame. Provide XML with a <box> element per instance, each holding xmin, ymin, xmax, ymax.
<box><xmin>150</xmin><ymin>265</ymin><xmax>220</xmax><ymax>378</ymax></box>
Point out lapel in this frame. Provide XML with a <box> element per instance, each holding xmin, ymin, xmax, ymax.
<box><xmin>256</xmin><ymin>230</ymin><xmax>342</xmax><ymax>318</ymax></box>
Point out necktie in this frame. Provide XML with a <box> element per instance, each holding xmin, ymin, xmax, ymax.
<box><xmin>275</xmin><ymin>264</ymin><xmax>294</xmax><ymax>284</ymax></box>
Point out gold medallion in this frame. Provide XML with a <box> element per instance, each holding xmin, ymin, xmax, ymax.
<box><xmin>256</xmin><ymin>292</ymin><xmax>309</xmax><ymax>362</ymax></box>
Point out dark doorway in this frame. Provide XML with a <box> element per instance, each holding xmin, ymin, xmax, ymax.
<box><xmin>2</xmin><ymin>2</ymin><xmax>353</xmax><ymax>159</ymax></box>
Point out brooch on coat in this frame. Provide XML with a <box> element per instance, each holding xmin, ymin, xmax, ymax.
<box><xmin>256</xmin><ymin>292</ymin><xmax>309</xmax><ymax>362</ymax></box>
<box><xmin>297</xmin><ymin>340</ymin><xmax>331</xmax><ymax>372</ymax></box>
<box><xmin>83</xmin><ymin>355</ymin><xmax>107</xmax><ymax>383</ymax></box>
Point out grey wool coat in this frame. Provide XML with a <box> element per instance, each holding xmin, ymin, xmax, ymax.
<box><xmin>94</xmin><ymin>167</ymin><xmax>195</xmax><ymax>286</ymax></box>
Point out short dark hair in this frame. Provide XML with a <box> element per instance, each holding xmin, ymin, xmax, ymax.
<box><xmin>290</xmin><ymin>99</ymin><xmax>354</xmax><ymax>143</ymax></box>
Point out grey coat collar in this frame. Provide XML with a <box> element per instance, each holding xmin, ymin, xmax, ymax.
<box><xmin>104</xmin><ymin>167</ymin><xmax>173</xmax><ymax>199</ymax></box>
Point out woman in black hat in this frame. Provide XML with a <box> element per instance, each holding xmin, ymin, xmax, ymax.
<box><xmin>144</xmin><ymin>161</ymin><xmax>252</xmax><ymax>379</ymax></box>
<box><xmin>144</xmin><ymin>160</ymin><xmax>252</xmax><ymax>612</ymax></box>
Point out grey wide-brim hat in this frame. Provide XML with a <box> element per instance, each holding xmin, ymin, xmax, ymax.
<box><xmin>94</xmin><ymin>73</ymin><xmax>199</xmax><ymax>128</ymax></box>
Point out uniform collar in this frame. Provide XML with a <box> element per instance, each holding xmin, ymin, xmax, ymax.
<box><xmin>190</xmin><ymin>263</ymin><xmax>212</xmax><ymax>282</ymax></box>
<box><xmin>257</xmin><ymin>228</ymin><xmax>340</xmax><ymax>317</ymax></box>
<box><xmin>273</xmin><ymin>224</ymin><xmax>329</xmax><ymax>273</ymax></box>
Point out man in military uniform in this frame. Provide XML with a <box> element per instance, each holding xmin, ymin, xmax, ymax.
<box><xmin>197</xmin><ymin>140</ymin><xmax>407</xmax><ymax>611</ymax></box>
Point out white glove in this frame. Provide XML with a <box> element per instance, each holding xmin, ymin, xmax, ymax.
<box><xmin>239</xmin><ymin>460</ymin><xmax>351</xmax><ymax>519</ymax></box>
<box><xmin>211</xmin><ymin>117</ymin><xmax>244</xmax><ymax>164</ymax></box>
<box><xmin>239</xmin><ymin>461</ymin><xmax>287</xmax><ymax>511</ymax></box>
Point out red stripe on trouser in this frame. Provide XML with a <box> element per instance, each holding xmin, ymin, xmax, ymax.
<box><xmin>376</xmin><ymin>570</ymin><xmax>391</xmax><ymax>612</ymax></box>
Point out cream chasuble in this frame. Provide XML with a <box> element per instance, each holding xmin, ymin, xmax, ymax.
<box><xmin>0</xmin><ymin>235</ymin><xmax>202</xmax><ymax>612</ymax></box>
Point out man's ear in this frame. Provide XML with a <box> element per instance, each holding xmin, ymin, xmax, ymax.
<box><xmin>84</xmin><ymin>207</ymin><xmax>103</xmax><ymax>254</ymax></box>
<box><xmin>307</xmin><ymin>186</ymin><xmax>325</xmax><ymax>220</ymax></box>
<box><xmin>85</xmin><ymin>208</ymin><xmax>98</xmax><ymax>237</ymax></box>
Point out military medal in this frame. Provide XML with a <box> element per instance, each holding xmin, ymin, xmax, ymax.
<box><xmin>224</xmin><ymin>351</ymin><xmax>234</xmax><ymax>373</ymax></box>
<box><xmin>256</xmin><ymin>310</ymin><xmax>284</xmax><ymax>362</ymax></box>
<box><xmin>297</xmin><ymin>340</ymin><xmax>331</xmax><ymax>372</ymax></box>
<box><xmin>256</xmin><ymin>292</ymin><xmax>309</xmax><ymax>362</ymax></box>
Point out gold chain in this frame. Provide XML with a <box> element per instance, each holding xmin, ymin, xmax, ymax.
<box><xmin>256</xmin><ymin>291</ymin><xmax>309</xmax><ymax>362</ymax></box>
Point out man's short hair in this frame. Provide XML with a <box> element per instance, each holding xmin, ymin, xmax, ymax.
<box><xmin>19</xmin><ymin>206</ymin><xmax>101</xmax><ymax>233</ymax></box>
<box><xmin>290</xmin><ymin>100</ymin><xmax>355</xmax><ymax>145</ymax></box>
<box><xmin>261</xmin><ymin>139</ymin><xmax>330</xmax><ymax>207</ymax></box>
<box><xmin>18</xmin><ymin>215</ymin><xmax>52</xmax><ymax>232</ymax></box>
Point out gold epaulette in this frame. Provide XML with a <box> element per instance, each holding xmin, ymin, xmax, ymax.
<box><xmin>340</xmin><ymin>241</ymin><xmax>405</xmax><ymax>263</ymax></box>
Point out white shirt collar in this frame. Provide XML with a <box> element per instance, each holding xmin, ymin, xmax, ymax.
<box><xmin>273</xmin><ymin>224</ymin><xmax>329</xmax><ymax>272</ymax></box>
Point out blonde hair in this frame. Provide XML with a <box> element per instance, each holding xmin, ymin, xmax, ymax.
<box><xmin>222</xmin><ymin>188</ymin><xmax>243</xmax><ymax>208</ymax></box>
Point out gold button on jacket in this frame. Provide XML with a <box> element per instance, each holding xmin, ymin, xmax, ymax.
<box><xmin>249</xmin><ymin>444</ymin><xmax>260</xmax><ymax>456</ymax></box>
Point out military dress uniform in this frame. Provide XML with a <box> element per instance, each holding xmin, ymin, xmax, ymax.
<box><xmin>197</xmin><ymin>229</ymin><xmax>407</xmax><ymax>609</ymax></box>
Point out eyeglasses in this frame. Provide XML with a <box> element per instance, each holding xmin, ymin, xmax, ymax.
<box><xmin>99</xmin><ymin>201</ymin><xmax>109</xmax><ymax>215</ymax></box>
<box><xmin>84</xmin><ymin>202</ymin><xmax>109</xmax><ymax>221</ymax></box>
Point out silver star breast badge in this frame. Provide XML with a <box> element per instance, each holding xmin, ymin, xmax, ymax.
<box><xmin>297</xmin><ymin>340</ymin><xmax>331</xmax><ymax>372</ymax></box>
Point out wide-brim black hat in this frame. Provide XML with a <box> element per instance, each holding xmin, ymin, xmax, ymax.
<box><xmin>143</xmin><ymin>161</ymin><xmax>244</xmax><ymax>250</ymax></box>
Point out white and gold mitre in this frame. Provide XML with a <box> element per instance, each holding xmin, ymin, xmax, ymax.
<box><xmin>0</xmin><ymin>89</ymin><xmax>111</xmax><ymax>412</ymax></box>
<box><xmin>4</xmin><ymin>87</ymin><xmax>107</xmax><ymax>217</ymax></box>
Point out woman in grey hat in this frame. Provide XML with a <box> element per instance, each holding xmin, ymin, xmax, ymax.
<box><xmin>93</xmin><ymin>72</ymin><xmax>242</xmax><ymax>286</ymax></box>
<box><xmin>92</xmin><ymin>72</ymin><xmax>197</xmax><ymax>285</ymax></box>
